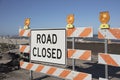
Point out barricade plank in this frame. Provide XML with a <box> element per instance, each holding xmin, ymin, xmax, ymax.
<box><xmin>19</xmin><ymin>45</ymin><xmax>30</xmax><ymax>53</ymax></box>
<box><xmin>98</xmin><ymin>53</ymin><xmax>120</xmax><ymax>67</ymax></box>
<box><xmin>98</xmin><ymin>28</ymin><xmax>120</xmax><ymax>39</ymax></box>
<box><xmin>20</xmin><ymin>61</ymin><xmax>92</xmax><ymax>80</ymax></box>
<box><xmin>67</xmin><ymin>27</ymin><xmax>93</xmax><ymax>37</ymax></box>
<box><xmin>68</xmin><ymin>49</ymin><xmax>91</xmax><ymax>60</ymax></box>
<box><xmin>19</xmin><ymin>29</ymin><xmax>31</xmax><ymax>37</ymax></box>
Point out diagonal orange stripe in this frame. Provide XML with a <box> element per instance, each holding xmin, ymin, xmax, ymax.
<box><xmin>20</xmin><ymin>61</ymin><xmax>24</xmax><ymax>66</ymax></box>
<box><xmin>100</xmin><ymin>54</ymin><xmax>119</xmax><ymax>66</ymax></box>
<box><xmin>26</xmin><ymin>63</ymin><xmax>33</xmax><ymax>70</ymax></box>
<box><xmin>79</xmin><ymin>50</ymin><xmax>91</xmax><ymax>60</ymax></box>
<box><xmin>109</xmin><ymin>28</ymin><xmax>120</xmax><ymax>39</ymax></box>
<box><xmin>68</xmin><ymin>49</ymin><xmax>76</xmax><ymax>58</ymax></box>
<box><xmin>98</xmin><ymin>31</ymin><xmax>104</xmax><ymax>39</ymax></box>
<box><xmin>47</xmin><ymin>67</ymin><xmax>57</xmax><ymax>75</ymax></box>
<box><xmin>20</xmin><ymin>45</ymin><xmax>26</xmax><ymax>52</ymax></box>
<box><xmin>59</xmin><ymin>70</ymin><xmax>71</xmax><ymax>78</ymax></box>
<box><xmin>19</xmin><ymin>29</ymin><xmax>25</xmax><ymax>36</ymax></box>
<box><xmin>35</xmin><ymin>65</ymin><xmax>44</xmax><ymax>72</ymax></box>
<box><xmin>73</xmin><ymin>73</ymin><xmax>88</xmax><ymax>80</ymax></box>
<box><xmin>67</xmin><ymin>28</ymin><xmax>76</xmax><ymax>37</ymax></box>
<box><xmin>79</xmin><ymin>28</ymin><xmax>91</xmax><ymax>37</ymax></box>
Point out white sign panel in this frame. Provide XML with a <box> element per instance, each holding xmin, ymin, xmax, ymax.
<box><xmin>31</xmin><ymin>29</ymin><xmax>66</xmax><ymax>65</ymax></box>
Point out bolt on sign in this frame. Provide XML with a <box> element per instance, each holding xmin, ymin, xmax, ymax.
<box><xmin>31</xmin><ymin>29</ymin><xmax>66</xmax><ymax>65</ymax></box>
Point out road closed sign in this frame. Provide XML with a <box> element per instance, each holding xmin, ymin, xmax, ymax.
<box><xmin>31</xmin><ymin>29</ymin><xmax>66</xmax><ymax>65</ymax></box>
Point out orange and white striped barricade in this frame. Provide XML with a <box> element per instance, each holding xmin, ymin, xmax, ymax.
<box><xmin>67</xmin><ymin>27</ymin><xmax>93</xmax><ymax>70</ymax></box>
<box><xmin>99</xmin><ymin>77</ymin><xmax>108</xmax><ymax>80</ymax></box>
<box><xmin>98</xmin><ymin>28</ymin><xmax>120</xmax><ymax>39</ymax></box>
<box><xmin>19</xmin><ymin>45</ymin><xmax>30</xmax><ymax>53</ymax></box>
<box><xmin>20</xmin><ymin>61</ymin><xmax>92</xmax><ymax>80</ymax></box>
<box><xmin>67</xmin><ymin>27</ymin><xmax>93</xmax><ymax>37</ymax></box>
<box><xmin>98</xmin><ymin>53</ymin><xmax>120</xmax><ymax>67</ymax></box>
<box><xmin>68</xmin><ymin>49</ymin><xmax>91</xmax><ymax>60</ymax></box>
<box><xmin>19</xmin><ymin>29</ymin><xmax>31</xmax><ymax>37</ymax></box>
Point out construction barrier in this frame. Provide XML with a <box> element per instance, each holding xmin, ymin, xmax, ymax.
<box><xmin>20</xmin><ymin>61</ymin><xmax>92</xmax><ymax>80</ymax></box>
<box><xmin>98</xmin><ymin>28</ymin><xmax>120</xmax><ymax>79</ymax></box>
<box><xmin>18</xmin><ymin>27</ymin><xmax>120</xmax><ymax>80</ymax></box>
<box><xmin>67</xmin><ymin>49</ymin><xmax>91</xmax><ymax>60</ymax></box>
<box><xmin>19</xmin><ymin>27</ymin><xmax>93</xmax><ymax>80</ymax></box>
<box><xmin>98</xmin><ymin>28</ymin><xmax>120</xmax><ymax>39</ymax></box>
<box><xmin>67</xmin><ymin>27</ymin><xmax>93</xmax><ymax>37</ymax></box>
<box><xmin>19</xmin><ymin>29</ymin><xmax>30</xmax><ymax>61</ymax></box>
<box><xmin>98</xmin><ymin>53</ymin><xmax>120</xmax><ymax>67</ymax></box>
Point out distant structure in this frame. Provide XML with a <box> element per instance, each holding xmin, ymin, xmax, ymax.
<box><xmin>66</xmin><ymin>14</ymin><xmax>74</xmax><ymax>29</ymax></box>
<box><xmin>24</xmin><ymin>18</ymin><xmax>30</xmax><ymax>30</ymax></box>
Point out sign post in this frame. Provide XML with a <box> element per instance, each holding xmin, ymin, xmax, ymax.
<box><xmin>99</xmin><ymin>11</ymin><xmax>110</xmax><ymax>79</ymax></box>
<box><xmin>30</xmin><ymin>29</ymin><xmax>66</xmax><ymax>65</ymax></box>
<box><xmin>104</xmin><ymin>29</ymin><xmax>108</xmax><ymax>79</ymax></box>
<box><xmin>72</xmin><ymin>37</ymin><xmax>75</xmax><ymax>70</ymax></box>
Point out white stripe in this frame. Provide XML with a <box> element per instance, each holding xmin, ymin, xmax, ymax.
<box><xmin>87</xmin><ymin>55</ymin><xmax>91</xmax><ymax>60</ymax></box>
<box><xmin>71</xmin><ymin>27</ymin><xmax>85</xmax><ymax>37</ymax></box>
<box><xmin>20</xmin><ymin>45</ymin><xmax>22</xmax><ymax>50</ymax></box>
<box><xmin>99</xmin><ymin>29</ymin><xmax>116</xmax><ymax>39</ymax></box>
<box><xmin>19</xmin><ymin>29</ymin><xmax>30</xmax><ymax>37</ymax></box>
<box><xmin>41</xmin><ymin>66</ymin><xmax>51</xmax><ymax>73</ymax></box>
<box><xmin>30</xmin><ymin>64</ymin><xmax>39</xmax><ymax>71</ymax></box>
<box><xmin>23</xmin><ymin>30</ymin><xmax>28</xmax><ymax>36</ymax></box>
<box><xmin>98</xmin><ymin>53</ymin><xmax>107</xmax><ymax>65</ymax></box>
<box><xmin>106</xmin><ymin>29</ymin><xmax>116</xmax><ymax>39</ymax></box>
<box><xmin>72</xmin><ymin>50</ymin><xmax>85</xmax><ymax>59</ymax></box>
<box><xmin>99</xmin><ymin>29</ymin><xmax>106</xmax><ymax>38</ymax></box>
<box><xmin>83</xmin><ymin>74</ymin><xmax>92</xmax><ymax>80</ymax></box>
<box><xmin>66</xmin><ymin>71</ymin><xmax>79</xmax><ymax>79</ymax></box>
<box><xmin>19</xmin><ymin>45</ymin><xmax>30</xmax><ymax>53</ymax></box>
<box><xmin>24</xmin><ymin>46</ymin><xmax>30</xmax><ymax>53</ymax></box>
<box><xmin>52</xmin><ymin>68</ymin><xmax>64</xmax><ymax>76</ymax></box>
<box><xmin>88</xmin><ymin>27</ymin><xmax>93</xmax><ymax>37</ymax></box>
<box><xmin>109</xmin><ymin>54</ymin><xmax>120</xmax><ymax>66</ymax></box>
<box><xmin>21</xmin><ymin>62</ymin><xmax>28</xmax><ymax>69</ymax></box>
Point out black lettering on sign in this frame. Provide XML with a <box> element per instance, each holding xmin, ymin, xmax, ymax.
<box><xmin>57</xmin><ymin>49</ymin><xmax>62</xmax><ymax>59</ymax></box>
<box><xmin>47</xmin><ymin>48</ymin><xmax>51</xmax><ymax>58</ymax></box>
<box><xmin>42</xmin><ymin>48</ymin><xmax>46</xmax><ymax>57</ymax></box>
<box><xmin>32</xmin><ymin>47</ymin><xmax>62</xmax><ymax>60</ymax></box>
<box><xmin>37</xmin><ymin>34</ymin><xmax>41</xmax><ymax>43</ymax></box>
<box><xmin>33</xmin><ymin>47</ymin><xmax>41</xmax><ymax>57</ymax></box>
<box><xmin>36</xmin><ymin>34</ymin><xmax>57</xmax><ymax>44</ymax></box>
<box><xmin>52</xmin><ymin>48</ymin><xmax>56</xmax><ymax>59</ymax></box>
<box><xmin>37</xmin><ymin>48</ymin><xmax>41</xmax><ymax>57</ymax></box>
<box><xmin>52</xmin><ymin>34</ymin><xmax>57</xmax><ymax>44</ymax></box>
<box><xmin>42</xmin><ymin>34</ymin><xmax>46</xmax><ymax>44</ymax></box>
<box><xmin>47</xmin><ymin>34</ymin><xmax>51</xmax><ymax>44</ymax></box>
<box><xmin>33</xmin><ymin>47</ymin><xmax>37</xmax><ymax>56</ymax></box>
